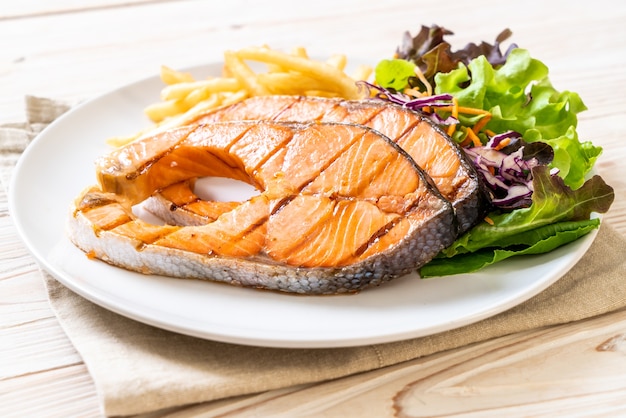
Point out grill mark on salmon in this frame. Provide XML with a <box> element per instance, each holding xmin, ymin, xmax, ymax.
<box><xmin>69</xmin><ymin>120</ymin><xmax>456</xmax><ymax>294</ymax></box>
<box><xmin>192</xmin><ymin>96</ymin><xmax>486</xmax><ymax>233</ymax></box>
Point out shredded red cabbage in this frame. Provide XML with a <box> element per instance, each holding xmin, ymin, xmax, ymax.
<box><xmin>357</xmin><ymin>81</ymin><xmax>458</xmax><ymax>125</ymax></box>
<box><xmin>464</xmin><ymin>132</ymin><xmax>542</xmax><ymax>210</ymax></box>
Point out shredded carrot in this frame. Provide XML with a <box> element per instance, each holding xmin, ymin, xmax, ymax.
<box><xmin>493</xmin><ymin>137</ymin><xmax>512</xmax><ymax>150</ymax></box>
<box><xmin>446</xmin><ymin>97</ymin><xmax>459</xmax><ymax>136</ymax></box>
<box><xmin>472</xmin><ymin>113</ymin><xmax>492</xmax><ymax>134</ymax></box>
<box><xmin>457</xmin><ymin>106</ymin><xmax>490</xmax><ymax>116</ymax></box>
<box><xmin>485</xmin><ymin>129</ymin><xmax>497</xmax><ymax>137</ymax></box>
<box><xmin>437</xmin><ymin>105</ymin><xmax>489</xmax><ymax>116</ymax></box>
<box><xmin>484</xmin><ymin>216</ymin><xmax>495</xmax><ymax>226</ymax></box>
<box><xmin>464</xmin><ymin>126</ymin><xmax>482</xmax><ymax>147</ymax></box>
<box><xmin>433</xmin><ymin>102</ymin><xmax>491</xmax><ymax>138</ymax></box>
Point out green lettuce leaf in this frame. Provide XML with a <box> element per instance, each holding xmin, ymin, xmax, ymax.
<box><xmin>434</xmin><ymin>48</ymin><xmax>602</xmax><ymax>189</ymax></box>
<box><xmin>438</xmin><ymin>165</ymin><xmax>614</xmax><ymax>258</ymax></box>
<box><xmin>374</xmin><ymin>59</ymin><xmax>417</xmax><ymax>90</ymax></box>
<box><xmin>419</xmin><ymin>218</ymin><xmax>600</xmax><ymax>277</ymax></box>
<box><xmin>528</xmin><ymin>126</ymin><xmax>602</xmax><ymax>189</ymax></box>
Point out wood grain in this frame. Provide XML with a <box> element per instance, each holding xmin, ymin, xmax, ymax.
<box><xmin>1</xmin><ymin>0</ymin><xmax>626</xmax><ymax>416</ymax></box>
<box><xmin>0</xmin><ymin>0</ymin><xmax>171</xmax><ymax>20</ymax></box>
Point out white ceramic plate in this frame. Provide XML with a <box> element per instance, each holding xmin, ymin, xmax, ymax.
<box><xmin>9</xmin><ymin>64</ymin><xmax>598</xmax><ymax>348</ymax></box>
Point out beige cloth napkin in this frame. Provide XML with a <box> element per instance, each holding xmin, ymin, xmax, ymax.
<box><xmin>4</xmin><ymin>97</ymin><xmax>626</xmax><ymax>417</ymax></box>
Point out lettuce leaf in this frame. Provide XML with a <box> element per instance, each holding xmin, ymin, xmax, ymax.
<box><xmin>419</xmin><ymin>218</ymin><xmax>600</xmax><ymax>277</ymax></box>
<box><xmin>434</xmin><ymin>48</ymin><xmax>602</xmax><ymax>189</ymax></box>
<box><xmin>374</xmin><ymin>59</ymin><xmax>417</xmax><ymax>90</ymax></box>
<box><xmin>437</xmin><ymin>165</ymin><xmax>614</xmax><ymax>258</ymax></box>
<box><xmin>418</xmin><ymin>166</ymin><xmax>614</xmax><ymax>277</ymax></box>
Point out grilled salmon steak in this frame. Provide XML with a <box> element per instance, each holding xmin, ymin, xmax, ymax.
<box><xmin>191</xmin><ymin>96</ymin><xmax>486</xmax><ymax>233</ymax></box>
<box><xmin>68</xmin><ymin>121</ymin><xmax>456</xmax><ymax>294</ymax></box>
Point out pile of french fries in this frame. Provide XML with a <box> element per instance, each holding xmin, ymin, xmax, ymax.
<box><xmin>107</xmin><ymin>46</ymin><xmax>372</xmax><ymax>147</ymax></box>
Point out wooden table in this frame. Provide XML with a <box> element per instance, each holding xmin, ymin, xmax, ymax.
<box><xmin>2</xmin><ymin>1</ymin><xmax>626</xmax><ymax>416</ymax></box>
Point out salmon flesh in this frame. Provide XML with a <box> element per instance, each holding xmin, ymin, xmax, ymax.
<box><xmin>68</xmin><ymin>121</ymin><xmax>456</xmax><ymax>294</ymax></box>
<box><xmin>192</xmin><ymin>96</ymin><xmax>486</xmax><ymax>233</ymax></box>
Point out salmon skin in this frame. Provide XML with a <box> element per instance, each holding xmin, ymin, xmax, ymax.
<box><xmin>192</xmin><ymin>96</ymin><xmax>486</xmax><ymax>233</ymax></box>
<box><xmin>68</xmin><ymin>121</ymin><xmax>456</xmax><ymax>294</ymax></box>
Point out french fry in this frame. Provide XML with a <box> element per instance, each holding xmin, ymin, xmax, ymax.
<box><xmin>351</xmin><ymin>64</ymin><xmax>373</xmax><ymax>82</ymax></box>
<box><xmin>256</xmin><ymin>72</ymin><xmax>332</xmax><ymax>95</ymax></box>
<box><xmin>144</xmin><ymin>99</ymin><xmax>189</xmax><ymax>123</ymax></box>
<box><xmin>233</xmin><ymin>46</ymin><xmax>361</xmax><ymax>99</ymax></box>
<box><xmin>152</xmin><ymin>94</ymin><xmax>224</xmax><ymax>132</ymax></box>
<box><xmin>106</xmin><ymin>132</ymin><xmax>143</xmax><ymax>148</ymax></box>
<box><xmin>291</xmin><ymin>46</ymin><xmax>309</xmax><ymax>59</ymax></box>
<box><xmin>224</xmin><ymin>51</ymin><xmax>270</xmax><ymax>96</ymax></box>
<box><xmin>326</xmin><ymin>54</ymin><xmax>347</xmax><ymax>71</ymax></box>
<box><xmin>145</xmin><ymin>90</ymin><xmax>250</xmax><ymax>139</ymax></box>
<box><xmin>160</xmin><ymin>78</ymin><xmax>241</xmax><ymax>101</ymax></box>
<box><xmin>182</xmin><ymin>87</ymin><xmax>211</xmax><ymax>108</ymax></box>
<box><xmin>159</xmin><ymin>65</ymin><xmax>195</xmax><ymax>84</ymax></box>
<box><xmin>108</xmin><ymin>45</ymin><xmax>372</xmax><ymax>146</ymax></box>
<box><xmin>219</xmin><ymin>90</ymin><xmax>249</xmax><ymax>106</ymax></box>
<box><xmin>266</xmin><ymin>46</ymin><xmax>310</xmax><ymax>73</ymax></box>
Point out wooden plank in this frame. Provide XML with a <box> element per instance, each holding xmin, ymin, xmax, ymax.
<box><xmin>0</xmin><ymin>364</ymin><xmax>100</xmax><ymax>417</ymax></box>
<box><xmin>0</xmin><ymin>0</ymin><xmax>171</xmax><ymax>20</ymax></box>
<box><xmin>0</xmin><ymin>316</ymin><xmax>82</xmax><ymax>379</ymax></box>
